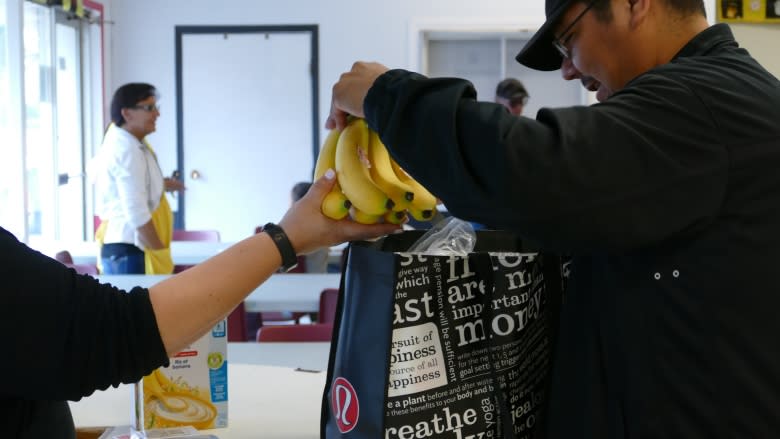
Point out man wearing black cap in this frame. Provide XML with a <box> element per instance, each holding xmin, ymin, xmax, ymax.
<box><xmin>326</xmin><ymin>0</ymin><xmax>780</xmax><ymax>437</ymax></box>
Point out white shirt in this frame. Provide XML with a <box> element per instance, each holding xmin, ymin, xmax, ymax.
<box><xmin>90</xmin><ymin>124</ymin><xmax>164</xmax><ymax>248</ymax></box>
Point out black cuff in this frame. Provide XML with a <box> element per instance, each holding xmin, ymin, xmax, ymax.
<box><xmin>262</xmin><ymin>223</ymin><xmax>298</xmax><ymax>272</ymax></box>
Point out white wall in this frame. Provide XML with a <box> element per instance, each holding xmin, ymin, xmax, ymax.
<box><xmin>101</xmin><ymin>0</ymin><xmax>544</xmax><ymax>181</ymax></box>
<box><xmin>101</xmin><ymin>0</ymin><xmax>778</xmax><ymax>215</ymax></box>
<box><xmin>729</xmin><ymin>23</ymin><xmax>780</xmax><ymax>79</ymax></box>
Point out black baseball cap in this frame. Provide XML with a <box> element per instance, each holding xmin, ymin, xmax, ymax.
<box><xmin>515</xmin><ymin>0</ymin><xmax>576</xmax><ymax>71</ymax></box>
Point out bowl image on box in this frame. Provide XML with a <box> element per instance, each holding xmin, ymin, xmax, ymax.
<box><xmin>135</xmin><ymin>319</ymin><xmax>228</xmax><ymax>430</ymax></box>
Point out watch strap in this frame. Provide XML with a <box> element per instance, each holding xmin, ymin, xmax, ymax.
<box><xmin>262</xmin><ymin>222</ymin><xmax>298</xmax><ymax>272</ymax></box>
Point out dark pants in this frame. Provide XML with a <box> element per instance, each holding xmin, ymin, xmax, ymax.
<box><xmin>101</xmin><ymin>243</ymin><xmax>145</xmax><ymax>274</ymax></box>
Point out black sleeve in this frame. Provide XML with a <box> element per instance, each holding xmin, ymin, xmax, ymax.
<box><xmin>0</xmin><ymin>227</ymin><xmax>170</xmax><ymax>401</ymax></box>
<box><xmin>364</xmin><ymin>69</ymin><xmax>727</xmax><ymax>252</ymax></box>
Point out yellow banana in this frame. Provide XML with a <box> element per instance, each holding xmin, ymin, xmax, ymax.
<box><xmin>322</xmin><ymin>190</ymin><xmax>351</xmax><ymax>220</ymax></box>
<box><xmin>314</xmin><ymin>128</ymin><xmax>350</xmax><ymax>220</ymax></box>
<box><xmin>384</xmin><ymin>210</ymin><xmax>408</xmax><ymax>225</ymax></box>
<box><xmin>367</xmin><ymin>130</ymin><xmax>415</xmax><ymax>210</ymax></box>
<box><xmin>350</xmin><ymin>206</ymin><xmax>382</xmax><ymax>224</ymax></box>
<box><xmin>389</xmin><ymin>158</ymin><xmax>437</xmax><ymax>221</ymax></box>
<box><xmin>335</xmin><ymin>119</ymin><xmax>394</xmax><ymax>216</ymax></box>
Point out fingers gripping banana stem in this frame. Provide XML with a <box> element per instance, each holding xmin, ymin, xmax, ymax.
<box><xmin>335</xmin><ymin>119</ymin><xmax>394</xmax><ymax>216</ymax></box>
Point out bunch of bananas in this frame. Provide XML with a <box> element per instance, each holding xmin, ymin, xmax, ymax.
<box><xmin>313</xmin><ymin>118</ymin><xmax>438</xmax><ymax>224</ymax></box>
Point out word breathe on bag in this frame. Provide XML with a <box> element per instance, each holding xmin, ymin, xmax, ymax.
<box><xmin>384</xmin><ymin>406</ymin><xmax>481</xmax><ymax>439</ymax></box>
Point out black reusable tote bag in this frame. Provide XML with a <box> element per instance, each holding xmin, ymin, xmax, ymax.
<box><xmin>321</xmin><ymin>230</ymin><xmax>561</xmax><ymax>439</ymax></box>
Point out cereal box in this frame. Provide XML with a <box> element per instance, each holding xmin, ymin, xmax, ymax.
<box><xmin>134</xmin><ymin>319</ymin><xmax>228</xmax><ymax>430</ymax></box>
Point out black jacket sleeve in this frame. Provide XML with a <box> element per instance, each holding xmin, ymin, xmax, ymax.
<box><xmin>364</xmin><ymin>69</ymin><xmax>728</xmax><ymax>252</ymax></box>
<box><xmin>0</xmin><ymin>227</ymin><xmax>170</xmax><ymax>401</ymax></box>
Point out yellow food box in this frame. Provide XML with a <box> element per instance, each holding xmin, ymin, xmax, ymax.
<box><xmin>134</xmin><ymin>319</ymin><xmax>228</xmax><ymax>430</ymax></box>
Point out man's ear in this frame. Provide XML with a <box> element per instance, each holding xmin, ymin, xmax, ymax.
<box><xmin>627</xmin><ymin>0</ymin><xmax>651</xmax><ymax>28</ymax></box>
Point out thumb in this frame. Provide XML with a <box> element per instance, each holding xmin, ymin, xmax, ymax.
<box><xmin>308</xmin><ymin>169</ymin><xmax>337</xmax><ymax>199</ymax></box>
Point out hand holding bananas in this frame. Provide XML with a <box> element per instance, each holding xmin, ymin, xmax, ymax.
<box><xmin>278</xmin><ymin>169</ymin><xmax>402</xmax><ymax>254</ymax></box>
<box><xmin>313</xmin><ymin>118</ymin><xmax>438</xmax><ymax>224</ymax></box>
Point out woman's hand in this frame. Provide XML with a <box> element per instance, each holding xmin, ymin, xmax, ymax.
<box><xmin>164</xmin><ymin>177</ymin><xmax>186</xmax><ymax>193</ymax></box>
<box><xmin>279</xmin><ymin>169</ymin><xmax>400</xmax><ymax>255</ymax></box>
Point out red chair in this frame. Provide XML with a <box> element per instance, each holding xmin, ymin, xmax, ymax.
<box><xmin>250</xmin><ymin>225</ymin><xmax>307</xmax><ymax>332</ymax></box>
<box><xmin>318</xmin><ymin>288</ymin><xmax>339</xmax><ymax>324</ymax></box>
<box><xmin>55</xmin><ymin>250</ymin><xmax>75</xmax><ymax>264</ymax></box>
<box><xmin>54</xmin><ymin>250</ymin><xmax>98</xmax><ymax>276</ymax></box>
<box><xmin>64</xmin><ymin>263</ymin><xmax>99</xmax><ymax>276</ymax></box>
<box><xmin>227</xmin><ymin>302</ymin><xmax>248</xmax><ymax>342</ymax></box>
<box><xmin>173</xmin><ymin>229</ymin><xmax>221</xmax><ymax>242</ymax></box>
<box><xmin>256</xmin><ymin>323</ymin><xmax>334</xmax><ymax>342</ymax></box>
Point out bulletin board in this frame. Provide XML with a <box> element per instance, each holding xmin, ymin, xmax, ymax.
<box><xmin>718</xmin><ymin>0</ymin><xmax>780</xmax><ymax>23</ymax></box>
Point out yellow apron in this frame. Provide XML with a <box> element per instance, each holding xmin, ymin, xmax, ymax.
<box><xmin>94</xmin><ymin>137</ymin><xmax>174</xmax><ymax>274</ymax></box>
<box><xmin>94</xmin><ymin>220</ymin><xmax>107</xmax><ymax>274</ymax></box>
<box><xmin>144</xmin><ymin>194</ymin><xmax>174</xmax><ymax>274</ymax></box>
<box><xmin>94</xmin><ymin>195</ymin><xmax>173</xmax><ymax>274</ymax></box>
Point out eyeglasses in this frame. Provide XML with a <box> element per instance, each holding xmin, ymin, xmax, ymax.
<box><xmin>552</xmin><ymin>0</ymin><xmax>599</xmax><ymax>60</ymax></box>
<box><xmin>130</xmin><ymin>104</ymin><xmax>160</xmax><ymax>112</ymax></box>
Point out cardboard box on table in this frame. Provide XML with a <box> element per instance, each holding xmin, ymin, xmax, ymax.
<box><xmin>134</xmin><ymin>319</ymin><xmax>228</xmax><ymax>430</ymax></box>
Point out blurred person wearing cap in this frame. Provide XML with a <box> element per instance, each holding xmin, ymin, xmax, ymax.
<box><xmin>326</xmin><ymin>0</ymin><xmax>780</xmax><ymax>437</ymax></box>
<box><xmin>494</xmin><ymin>77</ymin><xmax>529</xmax><ymax>116</ymax></box>
<box><xmin>90</xmin><ymin>83</ymin><xmax>185</xmax><ymax>275</ymax></box>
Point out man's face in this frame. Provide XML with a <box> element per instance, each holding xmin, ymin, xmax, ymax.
<box><xmin>123</xmin><ymin>96</ymin><xmax>160</xmax><ymax>137</ymax></box>
<box><xmin>553</xmin><ymin>0</ymin><xmax>626</xmax><ymax>101</ymax></box>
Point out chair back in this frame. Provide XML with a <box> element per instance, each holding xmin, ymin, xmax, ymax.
<box><xmin>227</xmin><ymin>302</ymin><xmax>248</xmax><ymax>342</ymax></box>
<box><xmin>65</xmin><ymin>263</ymin><xmax>99</xmax><ymax>276</ymax></box>
<box><xmin>318</xmin><ymin>288</ymin><xmax>339</xmax><ymax>324</ymax></box>
<box><xmin>172</xmin><ymin>229</ymin><xmax>221</xmax><ymax>242</ymax></box>
<box><xmin>55</xmin><ymin>250</ymin><xmax>74</xmax><ymax>264</ymax></box>
<box><xmin>256</xmin><ymin>323</ymin><xmax>334</xmax><ymax>342</ymax></box>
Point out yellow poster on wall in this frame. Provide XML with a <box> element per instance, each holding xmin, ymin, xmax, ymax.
<box><xmin>718</xmin><ymin>0</ymin><xmax>780</xmax><ymax>23</ymax></box>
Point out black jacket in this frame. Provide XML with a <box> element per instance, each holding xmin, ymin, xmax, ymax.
<box><xmin>365</xmin><ymin>24</ymin><xmax>780</xmax><ymax>438</ymax></box>
<box><xmin>0</xmin><ymin>227</ymin><xmax>169</xmax><ymax>437</ymax></box>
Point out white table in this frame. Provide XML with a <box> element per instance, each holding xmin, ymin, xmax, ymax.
<box><xmin>227</xmin><ymin>342</ymin><xmax>330</xmax><ymax>371</ymax></box>
<box><xmin>96</xmin><ymin>273</ymin><xmax>341</xmax><ymax>313</ymax></box>
<box><xmin>70</xmin><ymin>343</ymin><xmax>330</xmax><ymax>438</ymax></box>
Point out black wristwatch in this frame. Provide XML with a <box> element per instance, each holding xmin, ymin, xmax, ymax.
<box><xmin>262</xmin><ymin>222</ymin><xmax>298</xmax><ymax>272</ymax></box>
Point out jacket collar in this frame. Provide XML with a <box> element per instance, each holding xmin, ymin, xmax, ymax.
<box><xmin>672</xmin><ymin>23</ymin><xmax>738</xmax><ymax>60</ymax></box>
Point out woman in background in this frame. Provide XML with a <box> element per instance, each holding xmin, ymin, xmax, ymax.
<box><xmin>91</xmin><ymin>83</ymin><xmax>184</xmax><ymax>274</ymax></box>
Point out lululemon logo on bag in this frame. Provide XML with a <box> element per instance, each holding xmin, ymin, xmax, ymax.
<box><xmin>332</xmin><ymin>377</ymin><xmax>359</xmax><ymax>433</ymax></box>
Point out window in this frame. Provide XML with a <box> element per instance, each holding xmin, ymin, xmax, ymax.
<box><xmin>1</xmin><ymin>0</ymin><xmax>102</xmax><ymax>246</ymax></box>
<box><xmin>0</xmin><ymin>0</ymin><xmax>28</xmax><ymax>240</ymax></box>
